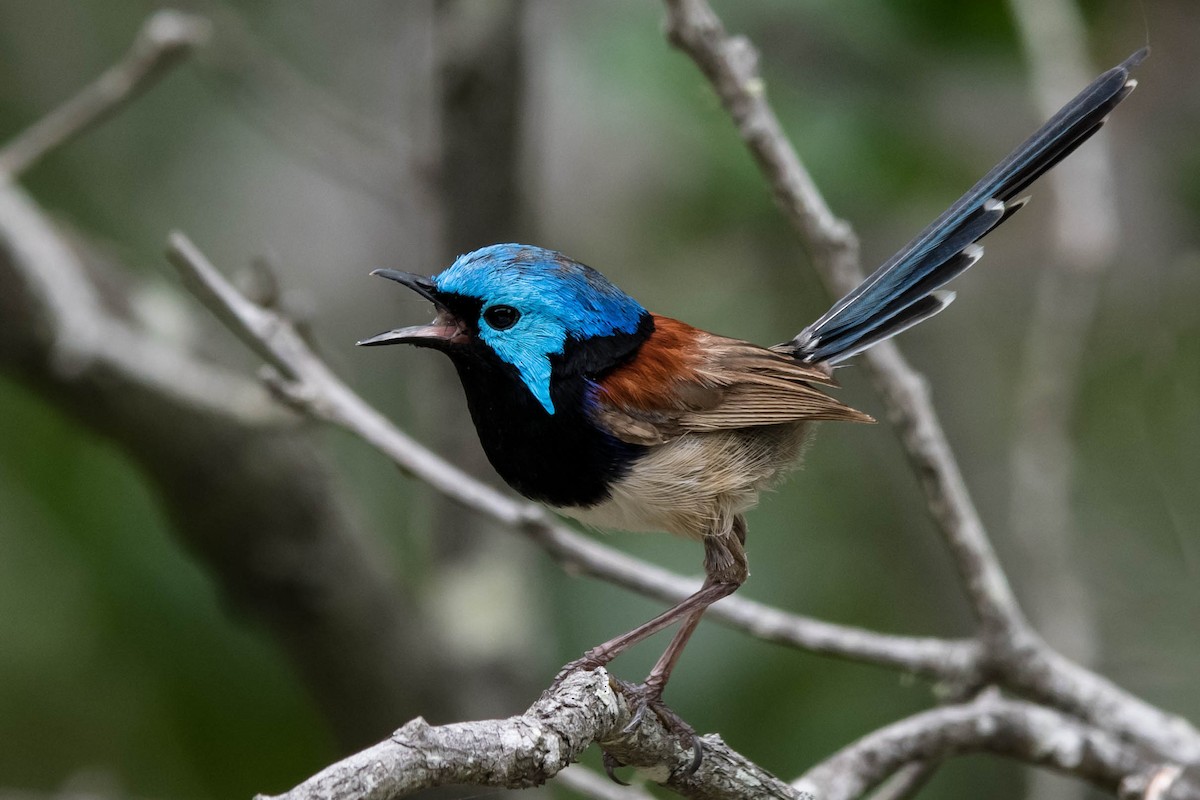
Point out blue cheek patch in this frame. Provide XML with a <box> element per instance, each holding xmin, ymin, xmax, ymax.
<box><xmin>478</xmin><ymin>317</ymin><xmax>565</xmax><ymax>414</ymax></box>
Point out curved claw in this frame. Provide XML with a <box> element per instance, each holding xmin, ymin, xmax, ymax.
<box><xmin>602</xmin><ymin>751</ymin><xmax>630</xmax><ymax>786</ymax></box>
<box><xmin>610</xmin><ymin>679</ymin><xmax>705</xmax><ymax>774</ymax></box>
<box><xmin>684</xmin><ymin>736</ymin><xmax>704</xmax><ymax>776</ymax></box>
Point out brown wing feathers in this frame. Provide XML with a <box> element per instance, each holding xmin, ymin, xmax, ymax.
<box><xmin>593</xmin><ymin>315</ymin><xmax>872</xmax><ymax>445</ymax></box>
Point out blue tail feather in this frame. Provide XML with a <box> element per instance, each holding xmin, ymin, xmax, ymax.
<box><xmin>804</xmin><ymin>245</ymin><xmax>981</xmax><ymax>363</ymax></box>
<box><xmin>810</xmin><ymin>291</ymin><xmax>956</xmax><ymax>365</ymax></box>
<box><xmin>789</xmin><ymin>48</ymin><xmax>1146</xmax><ymax>365</ymax></box>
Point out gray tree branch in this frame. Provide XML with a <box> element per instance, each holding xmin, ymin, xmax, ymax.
<box><xmin>863</xmin><ymin>761</ymin><xmax>941</xmax><ymax>800</ymax></box>
<box><xmin>256</xmin><ymin>671</ymin><xmax>1200</xmax><ymax>800</ymax></box>
<box><xmin>794</xmin><ymin>692</ymin><xmax>1199</xmax><ymax>800</ymax></box>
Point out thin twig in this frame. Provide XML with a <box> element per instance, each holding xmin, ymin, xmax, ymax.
<box><xmin>1123</xmin><ymin>765</ymin><xmax>1187</xmax><ymax>800</ymax></box>
<box><xmin>168</xmin><ymin>231</ymin><xmax>299</xmax><ymax>380</ymax></box>
<box><xmin>0</xmin><ymin>11</ymin><xmax>210</xmax><ymax>177</ymax></box>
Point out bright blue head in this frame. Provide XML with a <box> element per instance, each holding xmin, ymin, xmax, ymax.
<box><xmin>433</xmin><ymin>244</ymin><xmax>647</xmax><ymax>414</ymax></box>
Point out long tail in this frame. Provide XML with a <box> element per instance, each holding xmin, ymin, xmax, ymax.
<box><xmin>788</xmin><ymin>48</ymin><xmax>1146</xmax><ymax>366</ymax></box>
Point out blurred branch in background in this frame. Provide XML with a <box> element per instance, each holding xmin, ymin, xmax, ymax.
<box><xmin>434</xmin><ymin>0</ymin><xmax>525</xmax><ymax>253</ymax></box>
<box><xmin>552</xmin><ymin>765</ymin><xmax>658</xmax><ymax>800</ymax></box>
<box><xmin>0</xmin><ymin>11</ymin><xmax>210</xmax><ymax>177</ymax></box>
<box><xmin>0</xmin><ymin>11</ymin><xmax>455</xmax><ymax>752</ymax></box>
<box><xmin>863</xmin><ymin>761</ymin><xmax>941</xmax><ymax>800</ymax></box>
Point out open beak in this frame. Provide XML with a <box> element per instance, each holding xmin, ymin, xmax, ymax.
<box><xmin>356</xmin><ymin>270</ymin><xmax>468</xmax><ymax>348</ymax></box>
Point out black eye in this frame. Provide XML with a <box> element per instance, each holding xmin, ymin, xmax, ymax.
<box><xmin>483</xmin><ymin>305</ymin><xmax>520</xmax><ymax>330</ymax></box>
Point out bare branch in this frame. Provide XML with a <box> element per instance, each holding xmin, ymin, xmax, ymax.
<box><xmin>1008</xmin><ymin>646</ymin><xmax>1200</xmax><ymax>765</ymax></box>
<box><xmin>1009</xmin><ymin>0</ymin><xmax>1120</xmax><ymax>267</ymax></box>
<box><xmin>0</xmin><ymin>11</ymin><xmax>210</xmax><ymax>178</ymax></box>
<box><xmin>256</xmin><ymin>670</ymin><xmax>624</xmax><ymax>800</ymax></box>
<box><xmin>519</xmin><ymin>511</ymin><xmax>982</xmax><ymax>681</ymax></box>
<box><xmin>258</xmin><ymin>669</ymin><xmax>810</xmax><ymax>800</ymax></box>
<box><xmin>169</xmin><ymin>228</ymin><xmax>300</xmax><ymax>381</ymax></box>
<box><xmin>795</xmin><ymin>693</ymin><xmax>1200</xmax><ymax>800</ymax></box>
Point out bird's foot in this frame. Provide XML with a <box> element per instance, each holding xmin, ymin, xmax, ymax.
<box><xmin>606</xmin><ymin>677</ymin><xmax>703</xmax><ymax>779</ymax></box>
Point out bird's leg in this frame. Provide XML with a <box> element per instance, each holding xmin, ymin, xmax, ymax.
<box><xmin>552</xmin><ymin>516</ymin><xmax>749</xmax><ymax>688</ymax></box>
<box><xmin>606</xmin><ymin>607</ymin><xmax>710</xmax><ymax>777</ymax></box>
<box><xmin>637</xmin><ymin>606</ymin><xmax>708</xmax><ymax>708</ymax></box>
<box><xmin>602</xmin><ymin>517</ymin><xmax>749</xmax><ymax>778</ymax></box>
<box><xmin>550</xmin><ymin>578</ymin><xmax>736</xmax><ymax>685</ymax></box>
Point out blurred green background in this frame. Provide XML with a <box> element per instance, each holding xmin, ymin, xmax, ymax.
<box><xmin>1</xmin><ymin>1</ymin><xmax>1197</xmax><ymax>798</ymax></box>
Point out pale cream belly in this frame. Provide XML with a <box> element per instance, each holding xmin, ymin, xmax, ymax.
<box><xmin>557</xmin><ymin>423</ymin><xmax>811</xmax><ymax>540</ymax></box>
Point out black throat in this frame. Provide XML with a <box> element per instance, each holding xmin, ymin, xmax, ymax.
<box><xmin>445</xmin><ymin>313</ymin><xmax>654</xmax><ymax>508</ymax></box>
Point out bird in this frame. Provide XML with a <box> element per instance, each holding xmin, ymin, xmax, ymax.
<box><xmin>359</xmin><ymin>49</ymin><xmax>1145</xmax><ymax>769</ymax></box>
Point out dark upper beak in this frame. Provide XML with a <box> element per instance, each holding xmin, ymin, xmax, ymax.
<box><xmin>356</xmin><ymin>269</ymin><xmax>466</xmax><ymax>348</ymax></box>
<box><xmin>370</xmin><ymin>269</ymin><xmax>439</xmax><ymax>302</ymax></box>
